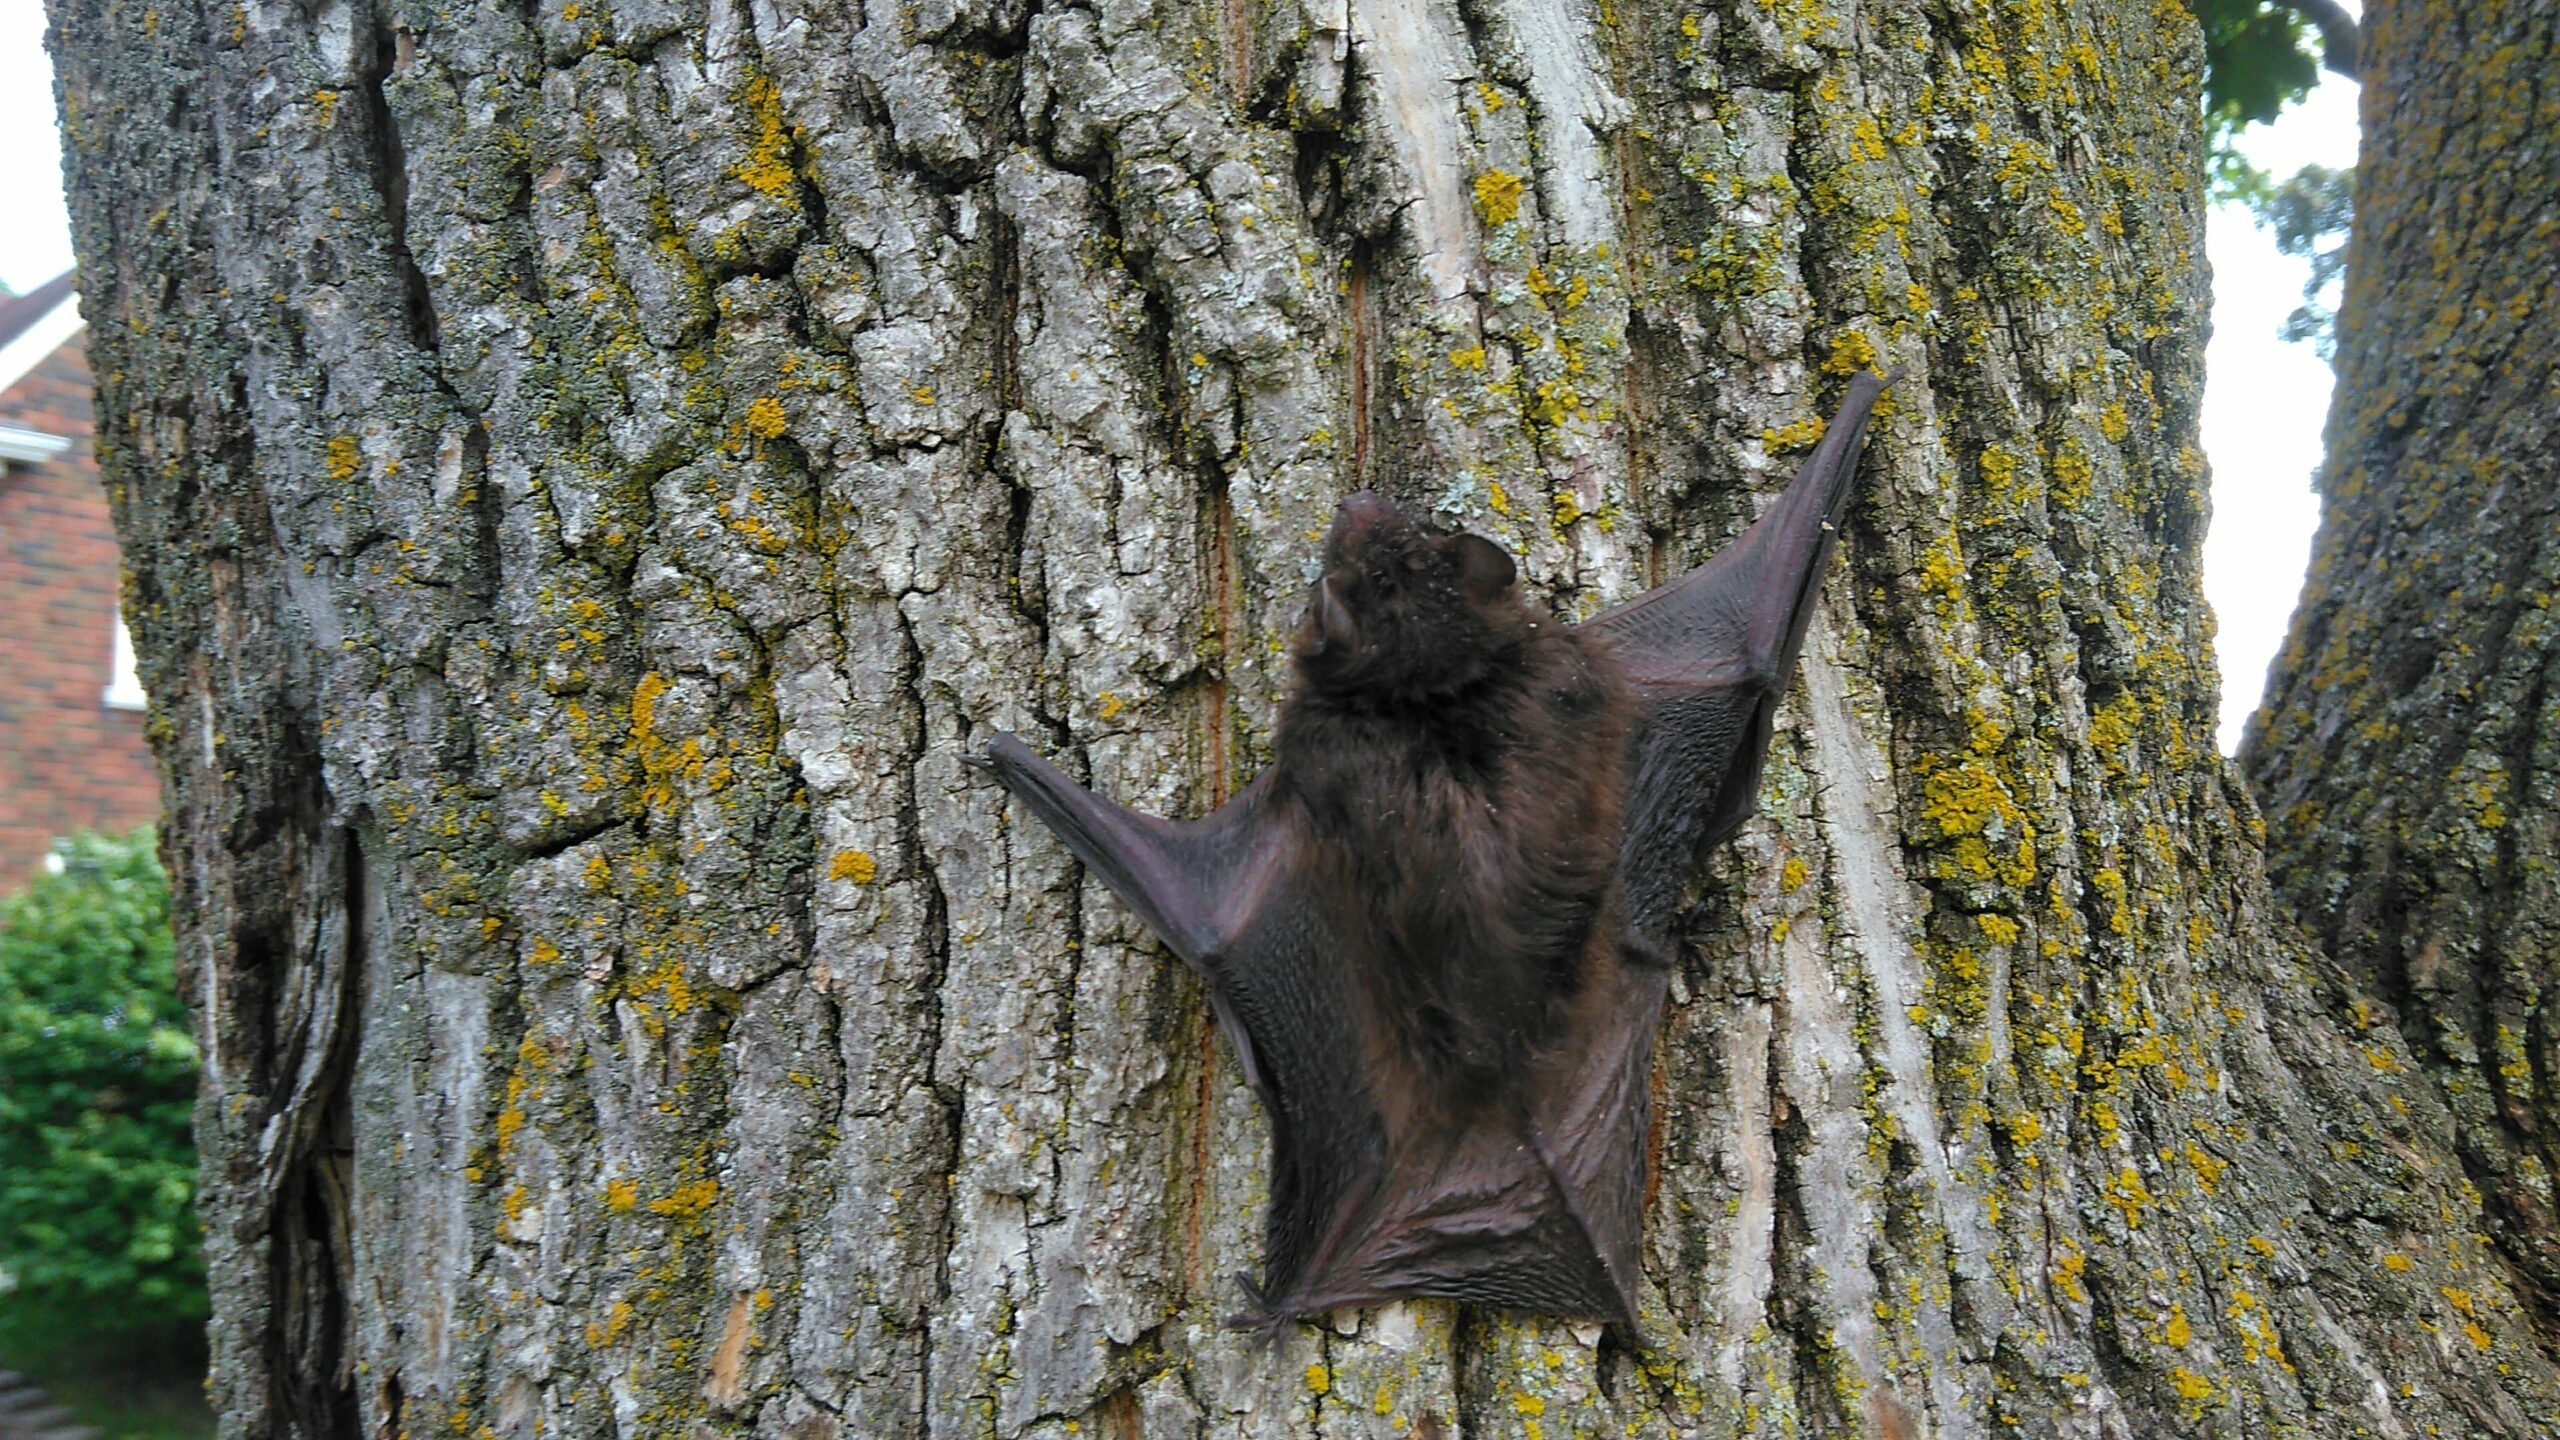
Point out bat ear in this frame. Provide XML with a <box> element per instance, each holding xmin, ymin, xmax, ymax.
<box><xmin>1448</xmin><ymin>533</ymin><xmax>1516</xmax><ymax>602</ymax></box>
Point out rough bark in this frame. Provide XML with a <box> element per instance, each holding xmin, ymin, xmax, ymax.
<box><xmin>41</xmin><ymin>0</ymin><xmax>2560</xmax><ymax>1436</ymax></box>
<box><xmin>2245</xmin><ymin>0</ymin><xmax>2560</xmax><ymax>1324</ymax></box>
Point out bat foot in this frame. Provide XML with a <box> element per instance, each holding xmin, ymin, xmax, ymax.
<box><xmin>1220</xmin><ymin>1272</ymin><xmax>1294</xmax><ymax>1341</ymax></box>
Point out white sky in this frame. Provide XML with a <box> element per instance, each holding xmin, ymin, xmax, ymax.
<box><xmin>0</xmin><ymin>3</ymin><xmax>73</xmax><ymax>294</ymax></box>
<box><xmin>0</xmin><ymin>12</ymin><xmax>2356</xmax><ymax>752</ymax></box>
<box><xmin>2201</xmin><ymin>73</ymin><xmax>2361</xmax><ymax>749</ymax></box>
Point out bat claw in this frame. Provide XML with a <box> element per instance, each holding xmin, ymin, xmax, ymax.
<box><xmin>1220</xmin><ymin>1272</ymin><xmax>1294</xmax><ymax>1341</ymax></box>
<box><xmin>958</xmin><ymin>749</ymin><xmax>998</xmax><ymax>774</ymax></box>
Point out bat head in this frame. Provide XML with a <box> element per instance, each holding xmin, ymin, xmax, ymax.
<box><xmin>1290</xmin><ymin>489</ymin><xmax>1534</xmax><ymax>702</ymax></box>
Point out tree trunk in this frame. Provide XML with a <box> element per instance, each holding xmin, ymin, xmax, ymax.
<box><xmin>42</xmin><ymin>0</ymin><xmax>2560</xmax><ymax>1436</ymax></box>
<box><xmin>2244</xmin><ymin>0</ymin><xmax>2560</xmax><ymax>1327</ymax></box>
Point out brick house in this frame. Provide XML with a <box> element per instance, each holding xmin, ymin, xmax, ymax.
<box><xmin>0</xmin><ymin>272</ymin><xmax>160</xmax><ymax>888</ymax></box>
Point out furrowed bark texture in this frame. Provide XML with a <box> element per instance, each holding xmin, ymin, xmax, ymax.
<box><xmin>2245</xmin><ymin>0</ymin><xmax>2560</xmax><ymax>1319</ymax></box>
<box><xmin>42</xmin><ymin>0</ymin><xmax>2560</xmax><ymax>1436</ymax></box>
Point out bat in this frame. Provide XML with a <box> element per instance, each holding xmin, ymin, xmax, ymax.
<box><xmin>967</xmin><ymin>372</ymin><xmax>1890</xmax><ymax>1329</ymax></box>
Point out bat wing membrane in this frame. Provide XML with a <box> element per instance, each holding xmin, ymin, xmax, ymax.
<box><xmin>975</xmin><ymin>732</ymin><xmax>1297</xmax><ymax>1088</ymax></box>
<box><xmin>975</xmin><ymin>733</ymin><xmax>1385</xmax><ymax>1310</ymax></box>
<box><xmin>1588</xmin><ymin>372</ymin><xmax>1887</xmax><ymax>934</ymax></box>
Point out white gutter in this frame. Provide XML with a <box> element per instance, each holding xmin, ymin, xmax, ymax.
<box><xmin>0</xmin><ymin>422</ymin><xmax>70</xmax><ymax>464</ymax></box>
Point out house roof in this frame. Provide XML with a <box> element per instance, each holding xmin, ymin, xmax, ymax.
<box><xmin>0</xmin><ymin>272</ymin><xmax>77</xmax><ymax>348</ymax></box>
<box><xmin>0</xmin><ymin>271</ymin><xmax>85</xmax><ymax>404</ymax></box>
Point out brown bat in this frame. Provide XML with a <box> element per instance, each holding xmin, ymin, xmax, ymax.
<box><xmin>968</xmin><ymin>372</ymin><xmax>1889</xmax><ymax>1329</ymax></box>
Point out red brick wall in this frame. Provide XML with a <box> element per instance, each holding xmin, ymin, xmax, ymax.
<box><xmin>0</xmin><ymin>333</ymin><xmax>161</xmax><ymax>889</ymax></box>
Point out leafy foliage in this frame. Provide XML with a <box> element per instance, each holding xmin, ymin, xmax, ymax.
<box><xmin>2194</xmin><ymin>0</ymin><xmax>2326</xmax><ymax>199</ymax></box>
<box><xmin>2263</xmin><ymin>162</ymin><xmax>2355</xmax><ymax>356</ymax></box>
<box><xmin>2197</xmin><ymin>2</ymin><xmax>2325</xmax><ymax>140</ymax></box>
<box><xmin>0</xmin><ymin>829</ymin><xmax>204</xmax><ymax>1342</ymax></box>
<box><xmin>2194</xmin><ymin>1</ymin><xmax>2358</xmax><ymax>353</ymax></box>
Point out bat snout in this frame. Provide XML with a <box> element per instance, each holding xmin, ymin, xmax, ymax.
<box><xmin>1330</xmin><ymin>488</ymin><xmax>1394</xmax><ymax>539</ymax></box>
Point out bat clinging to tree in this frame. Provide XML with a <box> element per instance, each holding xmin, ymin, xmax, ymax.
<box><xmin>968</xmin><ymin>372</ymin><xmax>1890</xmax><ymax>1329</ymax></box>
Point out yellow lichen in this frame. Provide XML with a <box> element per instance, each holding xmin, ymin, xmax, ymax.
<box><xmin>1822</xmin><ymin>329</ymin><xmax>1880</xmax><ymax>376</ymax></box>
<box><xmin>2184</xmin><ymin>1141</ymin><xmax>2226</xmax><ymax>1193</ymax></box>
<box><xmin>1763</xmin><ymin>416</ymin><xmax>1828</xmax><ymax>452</ymax></box>
<box><xmin>648</xmin><ymin>1178</ymin><xmax>721</xmax><ymax>1221</ymax></box>
<box><xmin>584</xmin><ymin>1299</ymin><xmax>634</xmax><ymax>1348</ymax></box>
<box><xmin>2052</xmin><ymin>444</ymin><xmax>2095</xmax><ymax>507</ymax></box>
<box><xmin>1474</xmin><ymin>169</ymin><xmax>1526</xmax><ymax>226</ymax></box>
<box><xmin>734</xmin><ymin>73</ymin><xmax>797</xmax><ymax>198</ymax></box>
<box><xmin>2104</xmin><ymin>1165</ymin><xmax>2154</xmax><ymax>1229</ymax></box>
<box><xmin>2051</xmin><ymin>1246</ymin><xmax>2088</xmax><ymax>1302</ymax></box>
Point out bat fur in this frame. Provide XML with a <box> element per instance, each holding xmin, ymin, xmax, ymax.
<box><xmin>968</xmin><ymin>371</ymin><xmax>1892</xmax><ymax>1331</ymax></box>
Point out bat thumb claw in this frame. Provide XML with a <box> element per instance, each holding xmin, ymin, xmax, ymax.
<box><xmin>958</xmin><ymin>749</ymin><xmax>998</xmax><ymax>773</ymax></box>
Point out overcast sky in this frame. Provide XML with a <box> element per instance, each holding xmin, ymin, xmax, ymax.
<box><xmin>0</xmin><ymin>3</ymin><xmax>73</xmax><ymax>291</ymax></box>
<box><xmin>0</xmin><ymin>10</ymin><xmax>2355</xmax><ymax>752</ymax></box>
<box><xmin>2198</xmin><ymin>75</ymin><xmax>2360</xmax><ymax>750</ymax></box>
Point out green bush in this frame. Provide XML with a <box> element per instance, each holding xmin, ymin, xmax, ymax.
<box><xmin>0</xmin><ymin>828</ymin><xmax>204</xmax><ymax>1341</ymax></box>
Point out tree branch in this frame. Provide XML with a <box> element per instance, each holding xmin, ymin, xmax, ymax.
<box><xmin>2272</xmin><ymin>0</ymin><xmax>2362</xmax><ymax>78</ymax></box>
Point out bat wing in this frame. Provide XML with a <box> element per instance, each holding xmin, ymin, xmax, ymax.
<box><xmin>1249</xmin><ymin>942</ymin><xmax>1666</xmax><ymax>1329</ymax></box>
<box><xmin>971</xmin><ymin>734</ymin><xmax>1385</xmax><ymax>1311</ymax></box>
<box><xmin>972</xmin><ymin>732</ymin><xmax>1282</xmax><ymax>980</ymax></box>
<box><xmin>1518</xmin><ymin>949</ymin><xmax>1669</xmax><ymax>1325</ymax></box>
<box><xmin>1590</xmin><ymin>371</ymin><xmax>1889</xmax><ymax>935</ymax></box>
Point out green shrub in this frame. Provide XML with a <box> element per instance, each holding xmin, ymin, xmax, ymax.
<box><xmin>0</xmin><ymin>828</ymin><xmax>204</xmax><ymax>1341</ymax></box>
